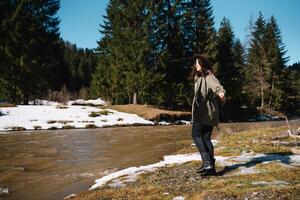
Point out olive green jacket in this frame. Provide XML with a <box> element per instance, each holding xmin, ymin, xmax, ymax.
<box><xmin>191</xmin><ymin>72</ymin><xmax>226</xmax><ymax>126</ymax></box>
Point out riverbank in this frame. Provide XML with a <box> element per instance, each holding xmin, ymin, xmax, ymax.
<box><xmin>0</xmin><ymin>103</ymin><xmax>154</xmax><ymax>132</ymax></box>
<box><xmin>0</xmin><ymin>101</ymin><xmax>194</xmax><ymax>132</ymax></box>
<box><xmin>66</xmin><ymin>124</ymin><xmax>300</xmax><ymax>200</ymax></box>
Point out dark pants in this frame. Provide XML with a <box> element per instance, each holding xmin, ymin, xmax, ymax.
<box><xmin>191</xmin><ymin>122</ymin><xmax>214</xmax><ymax>162</ymax></box>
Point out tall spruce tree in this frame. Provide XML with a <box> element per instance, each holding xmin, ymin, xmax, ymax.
<box><xmin>264</xmin><ymin>15</ymin><xmax>289</xmax><ymax>109</ymax></box>
<box><xmin>0</xmin><ymin>0</ymin><xmax>61</xmax><ymax>104</ymax></box>
<box><xmin>245</xmin><ymin>13</ymin><xmax>289</xmax><ymax>110</ymax></box>
<box><xmin>232</xmin><ymin>39</ymin><xmax>246</xmax><ymax>104</ymax></box>
<box><xmin>89</xmin><ymin>0</ymin><xmax>123</xmax><ymax>104</ymax></box>
<box><xmin>178</xmin><ymin>0</ymin><xmax>217</xmax><ymax>108</ymax></box>
<box><xmin>193</xmin><ymin>0</ymin><xmax>217</xmax><ymax>61</ymax></box>
<box><xmin>244</xmin><ymin>12</ymin><xmax>270</xmax><ymax>108</ymax></box>
<box><xmin>90</xmin><ymin>0</ymin><xmax>157</xmax><ymax>105</ymax></box>
<box><xmin>148</xmin><ymin>0</ymin><xmax>186</xmax><ymax>107</ymax></box>
<box><xmin>216</xmin><ymin>17</ymin><xmax>245</xmax><ymax>120</ymax></box>
<box><xmin>0</xmin><ymin>0</ymin><xmax>11</xmax><ymax>100</ymax></box>
<box><xmin>282</xmin><ymin>62</ymin><xmax>300</xmax><ymax>115</ymax></box>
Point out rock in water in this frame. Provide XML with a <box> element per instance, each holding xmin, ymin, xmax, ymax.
<box><xmin>0</xmin><ymin>186</ymin><xmax>9</xmax><ymax>196</ymax></box>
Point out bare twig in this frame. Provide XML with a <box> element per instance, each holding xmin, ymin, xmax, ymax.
<box><xmin>285</xmin><ymin>116</ymin><xmax>299</xmax><ymax>146</ymax></box>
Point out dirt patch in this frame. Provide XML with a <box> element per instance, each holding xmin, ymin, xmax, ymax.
<box><xmin>99</xmin><ymin>104</ymin><xmax>191</xmax><ymax>122</ymax></box>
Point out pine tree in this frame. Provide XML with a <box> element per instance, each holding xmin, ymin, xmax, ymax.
<box><xmin>215</xmin><ymin>17</ymin><xmax>245</xmax><ymax>120</ymax></box>
<box><xmin>193</xmin><ymin>0</ymin><xmax>217</xmax><ymax>61</ymax></box>
<box><xmin>264</xmin><ymin>15</ymin><xmax>289</xmax><ymax>109</ymax></box>
<box><xmin>148</xmin><ymin>0</ymin><xmax>187</xmax><ymax>107</ymax></box>
<box><xmin>245</xmin><ymin>13</ymin><xmax>289</xmax><ymax>110</ymax></box>
<box><xmin>90</xmin><ymin>0</ymin><xmax>154</xmax><ymax>104</ymax></box>
<box><xmin>0</xmin><ymin>0</ymin><xmax>61</xmax><ymax>104</ymax></box>
<box><xmin>178</xmin><ymin>0</ymin><xmax>217</xmax><ymax>108</ymax></box>
<box><xmin>282</xmin><ymin>62</ymin><xmax>300</xmax><ymax>115</ymax></box>
<box><xmin>244</xmin><ymin>12</ymin><xmax>270</xmax><ymax>108</ymax></box>
<box><xmin>232</xmin><ymin>39</ymin><xmax>246</xmax><ymax>104</ymax></box>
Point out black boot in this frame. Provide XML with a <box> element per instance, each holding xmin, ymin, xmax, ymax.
<box><xmin>196</xmin><ymin>161</ymin><xmax>206</xmax><ymax>174</ymax></box>
<box><xmin>197</xmin><ymin>152</ymin><xmax>216</xmax><ymax>176</ymax></box>
<box><xmin>211</xmin><ymin>157</ymin><xmax>216</xmax><ymax>170</ymax></box>
<box><xmin>200</xmin><ymin>159</ymin><xmax>216</xmax><ymax>176</ymax></box>
<box><xmin>196</xmin><ymin>152</ymin><xmax>211</xmax><ymax>174</ymax></box>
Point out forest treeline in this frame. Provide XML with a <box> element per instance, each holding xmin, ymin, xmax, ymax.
<box><xmin>0</xmin><ymin>0</ymin><xmax>299</xmax><ymax>117</ymax></box>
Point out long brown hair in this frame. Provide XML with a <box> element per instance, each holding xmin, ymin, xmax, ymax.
<box><xmin>189</xmin><ymin>54</ymin><xmax>213</xmax><ymax>79</ymax></box>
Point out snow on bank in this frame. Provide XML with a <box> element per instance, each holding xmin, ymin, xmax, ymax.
<box><xmin>89</xmin><ymin>151</ymin><xmax>300</xmax><ymax>190</ymax></box>
<box><xmin>0</xmin><ymin>105</ymin><xmax>154</xmax><ymax>132</ymax></box>
<box><xmin>30</xmin><ymin>98</ymin><xmax>107</xmax><ymax>106</ymax></box>
<box><xmin>68</xmin><ymin>98</ymin><xmax>107</xmax><ymax>106</ymax></box>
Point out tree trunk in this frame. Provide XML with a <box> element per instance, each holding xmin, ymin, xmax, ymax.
<box><xmin>260</xmin><ymin>67</ymin><xmax>264</xmax><ymax>108</ymax></box>
<box><xmin>11</xmin><ymin>85</ymin><xmax>16</xmax><ymax>104</ymax></box>
<box><xmin>268</xmin><ymin>77</ymin><xmax>275</xmax><ymax>108</ymax></box>
<box><xmin>23</xmin><ymin>89</ymin><xmax>29</xmax><ymax>105</ymax></box>
<box><xmin>133</xmin><ymin>92</ymin><xmax>137</xmax><ymax>104</ymax></box>
<box><xmin>128</xmin><ymin>92</ymin><xmax>131</xmax><ymax>104</ymax></box>
<box><xmin>11</xmin><ymin>66</ymin><xmax>17</xmax><ymax>104</ymax></box>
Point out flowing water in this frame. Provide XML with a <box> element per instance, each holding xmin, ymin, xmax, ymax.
<box><xmin>0</xmin><ymin>119</ymin><xmax>299</xmax><ymax>200</ymax></box>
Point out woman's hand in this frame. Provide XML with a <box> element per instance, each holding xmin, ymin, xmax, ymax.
<box><xmin>218</xmin><ymin>92</ymin><xmax>225</xmax><ymax>101</ymax></box>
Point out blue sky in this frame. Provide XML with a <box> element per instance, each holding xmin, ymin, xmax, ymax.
<box><xmin>57</xmin><ymin>0</ymin><xmax>300</xmax><ymax>65</ymax></box>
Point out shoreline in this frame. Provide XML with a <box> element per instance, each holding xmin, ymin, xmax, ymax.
<box><xmin>1</xmin><ymin>116</ymin><xmax>299</xmax><ymax>134</ymax></box>
<box><xmin>1</xmin><ymin>101</ymin><xmax>298</xmax><ymax>133</ymax></box>
<box><xmin>64</xmin><ymin>124</ymin><xmax>300</xmax><ymax>200</ymax></box>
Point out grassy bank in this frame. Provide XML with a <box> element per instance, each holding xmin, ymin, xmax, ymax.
<box><xmin>100</xmin><ymin>104</ymin><xmax>191</xmax><ymax>122</ymax></box>
<box><xmin>0</xmin><ymin>103</ymin><xmax>16</xmax><ymax>108</ymax></box>
<box><xmin>67</xmin><ymin>126</ymin><xmax>300</xmax><ymax>200</ymax></box>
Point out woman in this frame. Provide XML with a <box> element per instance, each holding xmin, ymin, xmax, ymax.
<box><xmin>191</xmin><ymin>54</ymin><xmax>226</xmax><ymax>176</ymax></box>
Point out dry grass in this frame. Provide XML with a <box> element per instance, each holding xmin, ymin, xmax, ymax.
<box><xmin>85</xmin><ymin>124</ymin><xmax>98</xmax><ymax>129</ymax></box>
<box><xmin>0</xmin><ymin>103</ymin><xmax>16</xmax><ymax>107</ymax></box>
<box><xmin>100</xmin><ymin>104</ymin><xmax>191</xmax><ymax>121</ymax></box>
<box><xmin>89</xmin><ymin>110</ymin><xmax>113</xmax><ymax>117</ymax></box>
<box><xmin>178</xmin><ymin>126</ymin><xmax>294</xmax><ymax>156</ymax></box>
<box><xmin>62</xmin><ymin>125</ymin><xmax>75</xmax><ymax>129</ymax></box>
<box><xmin>5</xmin><ymin>126</ymin><xmax>26</xmax><ymax>131</ymax></box>
<box><xmin>69</xmin><ymin>160</ymin><xmax>300</xmax><ymax>200</ymax></box>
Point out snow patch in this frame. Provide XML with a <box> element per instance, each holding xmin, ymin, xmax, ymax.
<box><xmin>89</xmin><ymin>151</ymin><xmax>300</xmax><ymax>190</ymax></box>
<box><xmin>0</xmin><ymin>105</ymin><xmax>154</xmax><ymax>132</ymax></box>
<box><xmin>29</xmin><ymin>98</ymin><xmax>107</xmax><ymax>106</ymax></box>
<box><xmin>252</xmin><ymin>180</ymin><xmax>289</xmax><ymax>186</ymax></box>
<box><xmin>173</xmin><ymin>196</ymin><xmax>185</xmax><ymax>200</ymax></box>
<box><xmin>68</xmin><ymin>98</ymin><xmax>107</xmax><ymax>106</ymax></box>
<box><xmin>159</xmin><ymin>121</ymin><xmax>171</xmax><ymax>125</ymax></box>
<box><xmin>63</xmin><ymin>194</ymin><xmax>75</xmax><ymax>199</ymax></box>
<box><xmin>191</xmin><ymin>139</ymin><xmax>219</xmax><ymax>147</ymax></box>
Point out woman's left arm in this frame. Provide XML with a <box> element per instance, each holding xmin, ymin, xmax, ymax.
<box><xmin>207</xmin><ymin>73</ymin><xmax>226</xmax><ymax>100</ymax></box>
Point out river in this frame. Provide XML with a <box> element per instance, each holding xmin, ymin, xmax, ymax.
<box><xmin>0</xmin><ymin>119</ymin><xmax>299</xmax><ymax>200</ymax></box>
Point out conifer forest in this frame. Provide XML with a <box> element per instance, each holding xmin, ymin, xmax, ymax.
<box><xmin>1</xmin><ymin>0</ymin><xmax>299</xmax><ymax>120</ymax></box>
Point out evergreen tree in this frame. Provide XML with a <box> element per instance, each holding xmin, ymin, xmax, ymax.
<box><xmin>89</xmin><ymin>0</ymin><xmax>123</xmax><ymax>104</ymax></box>
<box><xmin>245</xmin><ymin>13</ymin><xmax>289</xmax><ymax>110</ymax></box>
<box><xmin>244</xmin><ymin>12</ymin><xmax>270</xmax><ymax>108</ymax></box>
<box><xmin>148</xmin><ymin>0</ymin><xmax>187</xmax><ymax>107</ymax></box>
<box><xmin>0</xmin><ymin>0</ymin><xmax>61</xmax><ymax>104</ymax></box>
<box><xmin>282</xmin><ymin>62</ymin><xmax>300</xmax><ymax>115</ymax></box>
<box><xmin>193</xmin><ymin>0</ymin><xmax>217</xmax><ymax>59</ymax></box>
<box><xmin>180</xmin><ymin>0</ymin><xmax>217</xmax><ymax>108</ymax></box>
<box><xmin>62</xmin><ymin>42</ymin><xmax>97</xmax><ymax>92</ymax></box>
<box><xmin>264</xmin><ymin>15</ymin><xmax>289</xmax><ymax>109</ymax></box>
<box><xmin>232</xmin><ymin>39</ymin><xmax>246</xmax><ymax>104</ymax></box>
<box><xmin>215</xmin><ymin>17</ymin><xmax>245</xmax><ymax>120</ymax></box>
<box><xmin>90</xmin><ymin>0</ymin><xmax>154</xmax><ymax>104</ymax></box>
